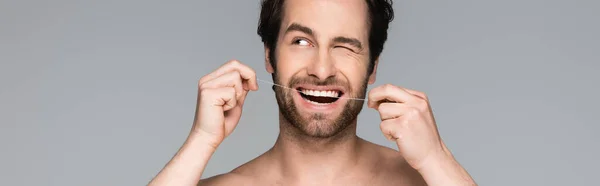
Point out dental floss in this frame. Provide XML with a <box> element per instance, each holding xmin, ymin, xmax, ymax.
<box><xmin>256</xmin><ymin>78</ymin><xmax>366</xmax><ymax>101</ymax></box>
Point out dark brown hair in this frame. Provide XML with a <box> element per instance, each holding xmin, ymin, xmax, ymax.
<box><xmin>257</xmin><ymin>0</ymin><xmax>394</xmax><ymax>75</ymax></box>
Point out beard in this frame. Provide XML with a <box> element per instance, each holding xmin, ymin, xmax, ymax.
<box><xmin>272</xmin><ymin>73</ymin><xmax>368</xmax><ymax>138</ymax></box>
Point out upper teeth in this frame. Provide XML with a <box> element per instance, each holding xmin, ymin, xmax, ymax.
<box><xmin>301</xmin><ymin>89</ymin><xmax>339</xmax><ymax>98</ymax></box>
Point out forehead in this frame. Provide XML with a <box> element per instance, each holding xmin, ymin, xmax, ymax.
<box><xmin>281</xmin><ymin>0</ymin><xmax>369</xmax><ymax>40</ymax></box>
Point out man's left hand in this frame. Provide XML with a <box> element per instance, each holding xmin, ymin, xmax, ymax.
<box><xmin>367</xmin><ymin>84</ymin><xmax>449</xmax><ymax>170</ymax></box>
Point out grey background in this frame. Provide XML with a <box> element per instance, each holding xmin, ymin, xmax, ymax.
<box><xmin>1</xmin><ymin>0</ymin><xmax>598</xmax><ymax>185</ymax></box>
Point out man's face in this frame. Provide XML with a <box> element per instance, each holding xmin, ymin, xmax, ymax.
<box><xmin>268</xmin><ymin>0</ymin><xmax>376</xmax><ymax>138</ymax></box>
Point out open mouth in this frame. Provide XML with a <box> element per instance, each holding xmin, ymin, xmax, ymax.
<box><xmin>297</xmin><ymin>88</ymin><xmax>344</xmax><ymax>104</ymax></box>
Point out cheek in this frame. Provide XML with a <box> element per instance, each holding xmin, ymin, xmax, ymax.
<box><xmin>277</xmin><ymin>47</ymin><xmax>316</xmax><ymax>72</ymax></box>
<box><xmin>288</xmin><ymin>47</ymin><xmax>317</xmax><ymax>62</ymax></box>
<box><xmin>334</xmin><ymin>55</ymin><xmax>369</xmax><ymax>90</ymax></box>
<box><xmin>344</xmin><ymin>69</ymin><xmax>368</xmax><ymax>89</ymax></box>
<box><xmin>275</xmin><ymin>47</ymin><xmax>315</xmax><ymax>83</ymax></box>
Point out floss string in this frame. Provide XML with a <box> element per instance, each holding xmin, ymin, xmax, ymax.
<box><xmin>256</xmin><ymin>78</ymin><xmax>366</xmax><ymax>101</ymax></box>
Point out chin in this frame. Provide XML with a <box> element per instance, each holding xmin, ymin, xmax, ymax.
<box><xmin>298</xmin><ymin>116</ymin><xmax>346</xmax><ymax>138</ymax></box>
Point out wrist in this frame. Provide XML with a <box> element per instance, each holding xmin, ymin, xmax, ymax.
<box><xmin>416</xmin><ymin>148</ymin><xmax>454</xmax><ymax>172</ymax></box>
<box><xmin>150</xmin><ymin>129</ymin><xmax>220</xmax><ymax>185</ymax></box>
<box><xmin>188</xmin><ymin>129</ymin><xmax>223</xmax><ymax>151</ymax></box>
<box><xmin>415</xmin><ymin>147</ymin><xmax>476</xmax><ymax>186</ymax></box>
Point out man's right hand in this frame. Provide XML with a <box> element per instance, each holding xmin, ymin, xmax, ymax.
<box><xmin>192</xmin><ymin>60</ymin><xmax>259</xmax><ymax>148</ymax></box>
<box><xmin>148</xmin><ymin>60</ymin><xmax>258</xmax><ymax>186</ymax></box>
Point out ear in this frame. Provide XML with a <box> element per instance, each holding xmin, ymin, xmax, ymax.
<box><xmin>368</xmin><ymin>58</ymin><xmax>379</xmax><ymax>84</ymax></box>
<box><xmin>264</xmin><ymin>45</ymin><xmax>275</xmax><ymax>73</ymax></box>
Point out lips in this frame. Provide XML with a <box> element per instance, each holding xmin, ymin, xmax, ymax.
<box><xmin>296</xmin><ymin>87</ymin><xmax>344</xmax><ymax>105</ymax></box>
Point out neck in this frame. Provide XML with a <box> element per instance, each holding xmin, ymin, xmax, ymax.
<box><xmin>267</xmin><ymin>112</ymin><xmax>363</xmax><ymax>182</ymax></box>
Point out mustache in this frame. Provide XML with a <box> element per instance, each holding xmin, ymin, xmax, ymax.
<box><xmin>288</xmin><ymin>76</ymin><xmax>351</xmax><ymax>89</ymax></box>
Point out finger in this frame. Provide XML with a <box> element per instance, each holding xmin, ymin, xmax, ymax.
<box><xmin>399</xmin><ymin>88</ymin><xmax>432</xmax><ymax>115</ymax></box>
<box><xmin>367</xmin><ymin>84</ymin><xmax>418</xmax><ymax>108</ymax></box>
<box><xmin>402</xmin><ymin>88</ymin><xmax>428</xmax><ymax>101</ymax></box>
<box><xmin>199</xmin><ymin>60</ymin><xmax>259</xmax><ymax>91</ymax></box>
<box><xmin>238</xmin><ymin>89</ymin><xmax>249</xmax><ymax>107</ymax></box>
<box><xmin>377</xmin><ymin>102</ymin><xmax>412</xmax><ymax>121</ymax></box>
<box><xmin>200</xmin><ymin>71</ymin><xmax>245</xmax><ymax>100</ymax></box>
<box><xmin>200</xmin><ymin>87</ymin><xmax>238</xmax><ymax>111</ymax></box>
<box><xmin>380</xmin><ymin>118</ymin><xmax>402</xmax><ymax>141</ymax></box>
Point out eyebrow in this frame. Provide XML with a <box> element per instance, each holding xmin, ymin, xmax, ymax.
<box><xmin>284</xmin><ymin>22</ymin><xmax>363</xmax><ymax>51</ymax></box>
<box><xmin>285</xmin><ymin>23</ymin><xmax>314</xmax><ymax>37</ymax></box>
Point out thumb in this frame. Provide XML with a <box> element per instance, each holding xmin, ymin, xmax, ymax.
<box><xmin>238</xmin><ymin>90</ymin><xmax>250</xmax><ymax>107</ymax></box>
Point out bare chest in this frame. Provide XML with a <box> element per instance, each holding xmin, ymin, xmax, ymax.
<box><xmin>249</xmin><ymin>174</ymin><xmax>426</xmax><ymax>186</ymax></box>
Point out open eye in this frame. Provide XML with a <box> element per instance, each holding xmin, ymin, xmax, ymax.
<box><xmin>293</xmin><ymin>38</ymin><xmax>311</xmax><ymax>46</ymax></box>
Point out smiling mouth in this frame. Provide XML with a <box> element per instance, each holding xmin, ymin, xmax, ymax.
<box><xmin>297</xmin><ymin>88</ymin><xmax>344</xmax><ymax>104</ymax></box>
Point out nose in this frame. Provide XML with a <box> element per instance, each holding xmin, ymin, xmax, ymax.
<box><xmin>306</xmin><ymin>51</ymin><xmax>337</xmax><ymax>81</ymax></box>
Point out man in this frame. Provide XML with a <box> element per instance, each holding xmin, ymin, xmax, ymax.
<box><xmin>149</xmin><ymin>0</ymin><xmax>476</xmax><ymax>185</ymax></box>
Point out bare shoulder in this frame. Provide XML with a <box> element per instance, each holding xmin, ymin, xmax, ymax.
<box><xmin>197</xmin><ymin>172</ymin><xmax>255</xmax><ymax>186</ymax></box>
<box><xmin>197</xmin><ymin>152</ymin><xmax>271</xmax><ymax>186</ymax></box>
<box><xmin>361</xmin><ymin>139</ymin><xmax>428</xmax><ymax>186</ymax></box>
